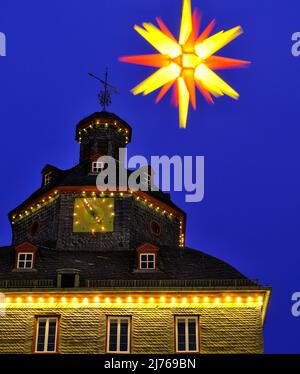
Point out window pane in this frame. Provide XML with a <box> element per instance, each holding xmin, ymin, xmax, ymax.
<box><xmin>148</xmin><ymin>261</ymin><xmax>155</xmax><ymax>269</ymax></box>
<box><xmin>18</xmin><ymin>261</ymin><xmax>25</xmax><ymax>268</ymax></box>
<box><xmin>177</xmin><ymin>320</ymin><xmax>186</xmax><ymax>352</ymax></box>
<box><xmin>119</xmin><ymin>320</ymin><xmax>129</xmax><ymax>352</ymax></box>
<box><xmin>27</xmin><ymin>254</ymin><xmax>33</xmax><ymax>260</ymax></box>
<box><xmin>109</xmin><ymin>320</ymin><xmax>118</xmax><ymax>352</ymax></box>
<box><xmin>25</xmin><ymin>261</ymin><xmax>32</xmax><ymax>268</ymax></box>
<box><xmin>188</xmin><ymin>319</ymin><xmax>197</xmax><ymax>351</ymax></box>
<box><xmin>140</xmin><ymin>262</ymin><xmax>147</xmax><ymax>269</ymax></box>
<box><xmin>19</xmin><ymin>254</ymin><xmax>25</xmax><ymax>261</ymax></box>
<box><xmin>47</xmin><ymin>320</ymin><xmax>57</xmax><ymax>352</ymax></box>
<box><xmin>36</xmin><ymin>321</ymin><xmax>46</xmax><ymax>352</ymax></box>
<box><xmin>140</xmin><ymin>255</ymin><xmax>147</xmax><ymax>261</ymax></box>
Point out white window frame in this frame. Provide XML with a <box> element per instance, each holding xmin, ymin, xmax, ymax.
<box><xmin>107</xmin><ymin>316</ymin><xmax>131</xmax><ymax>353</ymax></box>
<box><xmin>35</xmin><ymin>317</ymin><xmax>59</xmax><ymax>353</ymax></box>
<box><xmin>91</xmin><ymin>161</ymin><xmax>104</xmax><ymax>174</ymax></box>
<box><xmin>17</xmin><ymin>252</ymin><xmax>34</xmax><ymax>269</ymax></box>
<box><xmin>175</xmin><ymin>316</ymin><xmax>199</xmax><ymax>353</ymax></box>
<box><xmin>139</xmin><ymin>253</ymin><xmax>156</xmax><ymax>270</ymax></box>
<box><xmin>44</xmin><ymin>172</ymin><xmax>52</xmax><ymax>185</ymax></box>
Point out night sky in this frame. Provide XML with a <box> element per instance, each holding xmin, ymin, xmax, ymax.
<box><xmin>1</xmin><ymin>0</ymin><xmax>300</xmax><ymax>353</ymax></box>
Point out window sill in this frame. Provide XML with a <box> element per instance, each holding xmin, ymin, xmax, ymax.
<box><xmin>12</xmin><ymin>268</ymin><xmax>37</xmax><ymax>273</ymax></box>
<box><xmin>133</xmin><ymin>269</ymin><xmax>160</xmax><ymax>273</ymax></box>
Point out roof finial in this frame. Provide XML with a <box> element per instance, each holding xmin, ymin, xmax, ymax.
<box><xmin>88</xmin><ymin>68</ymin><xmax>119</xmax><ymax>111</ymax></box>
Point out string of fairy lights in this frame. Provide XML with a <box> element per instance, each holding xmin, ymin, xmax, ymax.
<box><xmin>11</xmin><ymin>189</ymin><xmax>186</xmax><ymax>247</ymax></box>
<box><xmin>77</xmin><ymin>120</ymin><xmax>130</xmax><ymax>144</ymax></box>
<box><xmin>11</xmin><ymin>191</ymin><xmax>60</xmax><ymax>225</ymax></box>
<box><xmin>2</xmin><ymin>294</ymin><xmax>265</xmax><ymax>307</ymax></box>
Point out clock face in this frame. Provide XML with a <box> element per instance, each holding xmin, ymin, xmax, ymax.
<box><xmin>73</xmin><ymin>198</ymin><xmax>114</xmax><ymax>233</ymax></box>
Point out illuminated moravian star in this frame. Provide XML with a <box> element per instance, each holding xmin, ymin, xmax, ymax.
<box><xmin>120</xmin><ymin>0</ymin><xmax>250</xmax><ymax>128</ymax></box>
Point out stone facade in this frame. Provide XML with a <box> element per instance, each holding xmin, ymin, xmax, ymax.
<box><xmin>0</xmin><ymin>305</ymin><xmax>263</xmax><ymax>354</ymax></box>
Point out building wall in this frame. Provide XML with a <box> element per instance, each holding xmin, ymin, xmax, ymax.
<box><xmin>129</xmin><ymin>199</ymin><xmax>181</xmax><ymax>248</ymax></box>
<box><xmin>12</xmin><ymin>192</ymin><xmax>181</xmax><ymax>251</ymax></box>
<box><xmin>12</xmin><ymin>197</ymin><xmax>61</xmax><ymax>246</ymax></box>
<box><xmin>79</xmin><ymin>126</ymin><xmax>127</xmax><ymax>163</ymax></box>
<box><xmin>0</xmin><ymin>306</ymin><xmax>263</xmax><ymax>354</ymax></box>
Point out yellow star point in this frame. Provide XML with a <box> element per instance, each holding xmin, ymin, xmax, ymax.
<box><xmin>120</xmin><ymin>0</ymin><xmax>250</xmax><ymax>128</ymax></box>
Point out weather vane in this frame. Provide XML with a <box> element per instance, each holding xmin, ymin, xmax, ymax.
<box><xmin>89</xmin><ymin>68</ymin><xmax>119</xmax><ymax>111</ymax></box>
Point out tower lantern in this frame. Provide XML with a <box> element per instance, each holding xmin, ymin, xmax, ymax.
<box><xmin>75</xmin><ymin>111</ymin><xmax>132</xmax><ymax>163</ymax></box>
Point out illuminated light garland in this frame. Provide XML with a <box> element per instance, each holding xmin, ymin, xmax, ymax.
<box><xmin>1</xmin><ymin>294</ymin><xmax>268</xmax><ymax>308</ymax></box>
<box><xmin>77</xmin><ymin>120</ymin><xmax>130</xmax><ymax>144</ymax></box>
<box><xmin>12</xmin><ymin>191</ymin><xmax>60</xmax><ymax>224</ymax></box>
<box><xmin>11</xmin><ymin>188</ymin><xmax>186</xmax><ymax>247</ymax></box>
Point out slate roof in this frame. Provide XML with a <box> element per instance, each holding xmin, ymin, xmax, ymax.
<box><xmin>0</xmin><ymin>245</ymin><xmax>258</xmax><ymax>289</ymax></box>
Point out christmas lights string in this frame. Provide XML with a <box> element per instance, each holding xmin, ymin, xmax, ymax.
<box><xmin>11</xmin><ymin>189</ymin><xmax>185</xmax><ymax>247</ymax></box>
<box><xmin>2</xmin><ymin>294</ymin><xmax>265</xmax><ymax>307</ymax></box>
<box><xmin>77</xmin><ymin>120</ymin><xmax>130</xmax><ymax>144</ymax></box>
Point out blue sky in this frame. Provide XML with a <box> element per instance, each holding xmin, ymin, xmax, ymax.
<box><xmin>1</xmin><ymin>0</ymin><xmax>300</xmax><ymax>353</ymax></box>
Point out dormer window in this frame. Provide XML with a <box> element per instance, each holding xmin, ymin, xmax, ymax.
<box><xmin>140</xmin><ymin>253</ymin><xmax>155</xmax><ymax>270</ymax></box>
<box><xmin>14</xmin><ymin>242</ymin><xmax>38</xmax><ymax>271</ymax></box>
<box><xmin>91</xmin><ymin>161</ymin><xmax>104</xmax><ymax>174</ymax></box>
<box><xmin>136</xmin><ymin>243</ymin><xmax>159</xmax><ymax>271</ymax></box>
<box><xmin>17</xmin><ymin>253</ymin><xmax>33</xmax><ymax>269</ymax></box>
<box><xmin>57</xmin><ymin>269</ymin><xmax>80</xmax><ymax>288</ymax></box>
<box><xmin>44</xmin><ymin>172</ymin><xmax>52</xmax><ymax>185</ymax></box>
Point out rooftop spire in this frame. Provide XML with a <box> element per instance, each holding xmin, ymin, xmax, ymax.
<box><xmin>88</xmin><ymin>68</ymin><xmax>119</xmax><ymax>111</ymax></box>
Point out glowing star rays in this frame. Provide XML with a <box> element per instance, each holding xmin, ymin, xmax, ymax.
<box><xmin>120</xmin><ymin>0</ymin><xmax>250</xmax><ymax>128</ymax></box>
